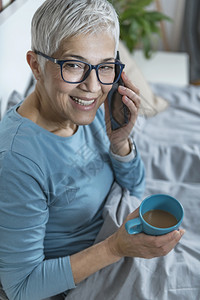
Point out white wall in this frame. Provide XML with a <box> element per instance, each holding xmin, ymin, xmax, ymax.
<box><xmin>0</xmin><ymin>0</ymin><xmax>44</xmax><ymax>115</ymax></box>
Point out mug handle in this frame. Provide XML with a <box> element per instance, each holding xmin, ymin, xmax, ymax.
<box><xmin>125</xmin><ymin>217</ymin><xmax>142</xmax><ymax>234</ymax></box>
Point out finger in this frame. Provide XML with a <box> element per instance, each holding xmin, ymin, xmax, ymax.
<box><xmin>122</xmin><ymin>96</ymin><xmax>138</xmax><ymax>118</ymax></box>
<box><xmin>136</xmin><ymin>231</ymin><xmax>183</xmax><ymax>258</ymax></box>
<box><xmin>155</xmin><ymin>230</ymin><xmax>185</xmax><ymax>256</ymax></box>
<box><xmin>118</xmin><ymin>85</ymin><xmax>141</xmax><ymax>109</ymax></box>
<box><xmin>155</xmin><ymin>229</ymin><xmax>185</xmax><ymax>247</ymax></box>
<box><xmin>125</xmin><ymin>207</ymin><xmax>140</xmax><ymax>222</ymax></box>
<box><xmin>143</xmin><ymin>229</ymin><xmax>185</xmax><ymax>252</ymax></box>
<box><xmin>121</xmin><ymin>72</ymin><xmax>140</xmax><ymax>95</ymax></box>
<box><xmin>165</xmin><ymin>229</ymin><xmax>185</xmax><ymax>247</ymax></box>
<box><xmin>120</xmin><ymin>96</ymin><xmax>138</xmax><ymax>131</ymax></box>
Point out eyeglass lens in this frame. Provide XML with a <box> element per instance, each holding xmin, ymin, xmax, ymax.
<box><xmin>61</xmin><ymin>61</ymin><xmax>119</xmax><ymax>84</ymax></box>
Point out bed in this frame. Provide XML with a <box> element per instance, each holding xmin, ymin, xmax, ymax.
<box><xmin>0</xmin><ymin>79</ymin><xmax>199</xmax><ymax>300</ymax></box>
<box><xmin>64</xmin><ymin>82</ymin><xmax>200</xmax><ymax>300</ymax></box>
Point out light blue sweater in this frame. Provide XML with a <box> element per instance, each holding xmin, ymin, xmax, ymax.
<box><xmin>0</xmin><ymin>103</ymin><xmax>145</xmax><ymax>300</ymax></box>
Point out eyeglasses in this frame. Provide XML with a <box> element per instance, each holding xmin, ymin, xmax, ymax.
<box><xmin>35</xmin><ymin>50</ymin><xmax>125</xmax><ymax>85</ymax></box>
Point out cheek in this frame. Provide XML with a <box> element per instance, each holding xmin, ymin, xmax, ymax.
<box><xmin>45</xmin><ymin>73</ymin><xmax>72</xmax><ymax>96</ymax></box>
<box><xmin>98</xmin><ymin>85</ymin><xmax>112</xmax><ymax>107</ymax></box>
<box><xmin>102</xmin><ymin>85</ymin><xmax>113</xmax><ymax>98</ymax></box>
<box><xmin>44</xmin><ymin>64</ymin><xmax>63</xmax><ymax>88</ymax></box>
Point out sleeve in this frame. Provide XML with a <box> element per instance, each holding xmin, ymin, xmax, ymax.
<box><xmin>109</xmin><ymin>137</ymin><xmax>136</xmax><ymax>162</ymax></box>
<box><xmin>0</xmin><ymin>151</ymin><xmax>75</xmax><ymax>300</ymax></box>
<box><xmin>109</xmin><ymin>139</ymin><xmax>145</xmax><ymax>198</ymax></box>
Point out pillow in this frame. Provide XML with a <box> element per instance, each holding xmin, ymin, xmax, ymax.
<box><xmin>6</xmin><ymin>90</ymin><xmax>23</xmax><ymax>111</ymax></box>
<box><xmin>0</xmin><ymin>91</ymin><xmax>24</xmax><ymax>120</ymax></box>
<box><xmin>118</xmin><ymin>41</ymin><xmax>169</xmax><ymax>117</ymax></box>
<box><xmin>0</xmin><ymin>75</ymin><xmax>35</xmax><ymax>120</ymax></box>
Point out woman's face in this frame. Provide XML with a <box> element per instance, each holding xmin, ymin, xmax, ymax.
<box><xmin>37</xmin><ymin>32</ymin><xmax>116</xmax><ymax>127</ymax></box>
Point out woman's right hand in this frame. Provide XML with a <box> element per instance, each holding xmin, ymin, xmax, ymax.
<box><xmin>107</xmin><ymin>208</ymin><xmax>185</xmax><ymax>260</ymax></box>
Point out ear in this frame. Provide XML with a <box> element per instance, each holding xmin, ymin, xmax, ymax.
<box><xmin>26</xmin><ymin>50</ymin><xmax>43</xmax><ymax>80</ymax></box>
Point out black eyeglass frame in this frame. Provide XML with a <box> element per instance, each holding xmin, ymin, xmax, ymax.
<box><xmin>35</xmin><ymin>50</ymin><xmax>125</xmax><ymax>85</ymax></box>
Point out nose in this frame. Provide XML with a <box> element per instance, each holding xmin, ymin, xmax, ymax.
<box><xmin>80</xmin><ymin>69</ymin><xmax>101</xmax><ymax>92</ymax></box>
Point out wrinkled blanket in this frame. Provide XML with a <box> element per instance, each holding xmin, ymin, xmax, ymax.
<box><xmin>65</xmin><ymin>84</ymin><xmax>200</xmax><ymax>300</ymax></box>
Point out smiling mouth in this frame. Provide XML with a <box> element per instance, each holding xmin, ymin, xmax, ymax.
<box><xmin>71</xmin><ymin>96</ymin><xmax>95</xmax><ymax>106</ymax></box>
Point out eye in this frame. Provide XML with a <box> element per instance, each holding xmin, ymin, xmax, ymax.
<box><xmin>99</xmin><ymin>64</ymin><xmax>115</xmax><ymax>73</ymax></box>
<box><xmin>63</xmin><ymin>61</ymin><xmax>85</xmax><ymax>71</ymax></box>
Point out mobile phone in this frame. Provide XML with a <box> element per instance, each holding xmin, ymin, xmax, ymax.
<box><xmin>107</xmin><ymin>52</ymin><xmax>129</xmax><ymax>131</ymax></box>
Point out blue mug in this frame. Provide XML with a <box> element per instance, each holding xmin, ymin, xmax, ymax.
<box><xmin>125</xmin><ymin>194</ymin><xmax>184</xmax><ymax>236</ymax></box>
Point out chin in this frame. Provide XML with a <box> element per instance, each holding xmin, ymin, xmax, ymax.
<box><xmin>76</xmin><ymin>115</ymin><xmax>96</xmax><ymax>126</ymax></box>
<box><xmin>72</xmin><ymin>106</ymin><xmax>101</xmax><ymax>125</ymax></box>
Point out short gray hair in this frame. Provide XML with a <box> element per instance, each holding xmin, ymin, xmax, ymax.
<box><xmin>31</xmin><ymin>0</ymin><xmax>120</xmax><ymax>69</ymax></box>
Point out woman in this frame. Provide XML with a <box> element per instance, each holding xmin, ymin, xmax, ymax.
<box><xmin>0</xmin><ymin>1</ymin><xmax>184</xmax><ymax>299</ymax></box>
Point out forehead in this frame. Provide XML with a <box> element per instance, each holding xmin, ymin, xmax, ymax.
<box><xmin>55</xmin><ymin>32</ymin><xmax>116</xmax><ymax>62</ymax></box>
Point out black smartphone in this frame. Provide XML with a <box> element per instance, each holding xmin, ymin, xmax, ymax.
<box><xmin>107</xmin><ymin>52</ymin><xmax>129</xmax><ymax>131</ymax></box>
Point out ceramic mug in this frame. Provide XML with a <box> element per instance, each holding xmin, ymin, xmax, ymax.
<box><xmin>125</xmin><ymin>194</ymin><xmax>184</xmax><ymax>236</ymax></box>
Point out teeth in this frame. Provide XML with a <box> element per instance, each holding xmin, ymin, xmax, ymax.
<box><xmin>72</xmin><ymin>97</ymin><xmax>95</xmax><ymax>106</ymax></box>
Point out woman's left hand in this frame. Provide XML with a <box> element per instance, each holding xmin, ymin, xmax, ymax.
<box><xmin>104</xmin><ymin>72</ymin><xmax>140</xmax><ymax>156</ymax></box>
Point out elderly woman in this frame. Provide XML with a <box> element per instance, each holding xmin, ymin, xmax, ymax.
<box><xmin>0</xmin><ymin>0</ymin><xmax>184</xmax><ymax>299</ymax></box>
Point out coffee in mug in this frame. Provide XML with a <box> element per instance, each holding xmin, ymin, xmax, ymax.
<box><xmin>143</xmin><ymin>209</ymin><xmax>177</xmax><ymax>228</ymax></box>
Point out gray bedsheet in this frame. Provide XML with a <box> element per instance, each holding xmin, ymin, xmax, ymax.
<box><xmin>65</xmin><ymin>84</ymin><xmax>200</xmax><ymax>300</ymax></box>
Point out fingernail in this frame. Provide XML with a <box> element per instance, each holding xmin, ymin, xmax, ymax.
<box><xmin>173</xmin><ymin>231</ymin><xmax>180</xmax><ymax>238</ymax></box>
<box><xmin>122</xmin><ymin>72</ymin><xmax>128</xmax><ymax>80</ymax></box>
<box><xmin>181</xmin><ymin>229</ymin><xmax>186</xmax><ymax>236</ymax></box>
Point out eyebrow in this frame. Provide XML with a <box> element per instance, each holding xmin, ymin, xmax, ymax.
<box><xmin>61</xmin><ymin>54</ymin><xmax>115</xmax><ymax>63</ymax></box>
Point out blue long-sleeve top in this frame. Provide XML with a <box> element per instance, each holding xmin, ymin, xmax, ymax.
<box><xmin>0</xmin><ymin>103</ymin><xmax>145</xmax><ymax>300</ymax></box>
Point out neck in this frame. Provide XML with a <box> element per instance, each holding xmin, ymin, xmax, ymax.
<box><xmin>17</xmin><ymin>89</ymin><xmax>78</xmax><ymax>137</ymax></box>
